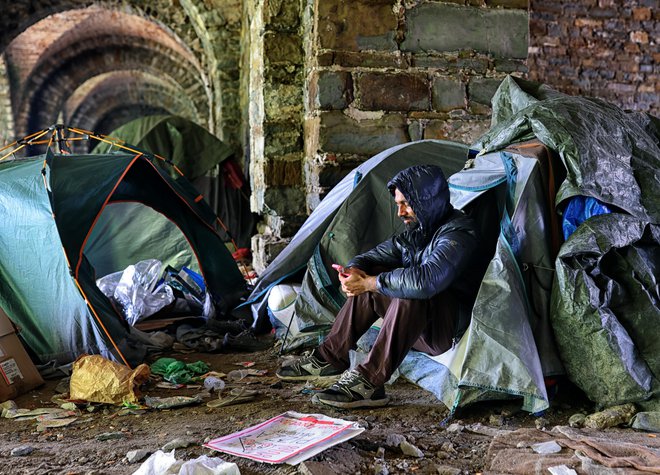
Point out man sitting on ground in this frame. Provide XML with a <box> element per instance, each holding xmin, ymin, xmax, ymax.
<box><xmin>276</xmin><ymin>164</ymin><xmax>481</xmax><ymax>409</ymax></box>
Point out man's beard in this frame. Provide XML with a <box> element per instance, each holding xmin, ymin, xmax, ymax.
<box><xmin>401</xmin><ymin>217</ymin><xmax>419</xmax><ymax>231</ymax></box>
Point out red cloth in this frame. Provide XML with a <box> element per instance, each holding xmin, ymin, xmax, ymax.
<box><xmin>232</xmin><ymin>248</ymin><xmax>251</xmax><ymax>261</ymax></box>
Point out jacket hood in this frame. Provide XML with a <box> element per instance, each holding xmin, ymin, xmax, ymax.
<box><xmin>387</xmin><ymin>164</ymin><xmax>452</xmax><ymax>235</ymax></box>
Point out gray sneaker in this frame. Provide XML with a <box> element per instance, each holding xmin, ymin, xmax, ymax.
<box><xmin>276</xmin><ymin>350</ymin><xmax>343</xmax><ymax>383</ymax></box>
<box><xmin>312</xmin><ymin>370</ymin><xmax>389</xmax><ymax>409</ymax></box>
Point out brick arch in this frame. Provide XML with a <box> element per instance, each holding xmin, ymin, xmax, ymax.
<box><xmin>68</xmin><ymin>72</ymin><xmax>199</xmax><ymax>134</ymax></box>
<box><xmin>0</xmin><ymin>1</ymin><xmax>203</xmax><ymax>60</ymax></box>
<box><xmin>16</xmin><ymin>40</ymin><xmax>207</xmax><ymax>137</ymax></box>
<box><xmin>63</xmin><ymin>70</ymin><xmax>183</xmax><ymax>120</ymax></box>
<box><xmin>92</xmin><ymin>104</ymin><xmax>171</xmax><ymax>142</ymax></box>
<box><xmin>0</xmin><ymin>1</ymin><xmax>97</xmax><ymax>54</ymax></box>
<box><xmin>0</xmin><ymin>0</ymin><xmax>241</xmax><ymax>141</ymax></box>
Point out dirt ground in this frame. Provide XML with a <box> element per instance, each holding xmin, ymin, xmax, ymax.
<box><xmin>0</xmin><ymin>342</ymin><xmax>597</xmax><ymax>475</ymax></box>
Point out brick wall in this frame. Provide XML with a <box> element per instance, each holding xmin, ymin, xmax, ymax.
<box><xmin>528</xmin><ymin>0</ymin><xmax>658</xmax><ymax>115</ymax></box>
<box><xmin>304</xmin><ymin>0</ymin><xmax>529</xmax><ymax>210</ymax></box>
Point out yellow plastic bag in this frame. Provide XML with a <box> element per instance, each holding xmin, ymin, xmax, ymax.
<box><xmin>69</xmin><ymin>355</ymin><xmax>150</xmax><ymax>405</ymax></box>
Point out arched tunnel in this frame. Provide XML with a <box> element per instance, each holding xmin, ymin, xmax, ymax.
<box><xmin>4</xmin><ymin>6</ymin><xmax>212</xmax><ymax>145</ymax></box>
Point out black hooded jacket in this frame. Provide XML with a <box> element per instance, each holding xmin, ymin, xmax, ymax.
<box><xmin>347</xmin><ymin>165</ymin><xmax>479</xmax><ymax>301</ymax></box>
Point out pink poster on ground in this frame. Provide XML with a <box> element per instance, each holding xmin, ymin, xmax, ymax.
<box><xmin>204</xmin><ymin>411</ymin><xmax>364</xmax><ymax>465</ymax></box>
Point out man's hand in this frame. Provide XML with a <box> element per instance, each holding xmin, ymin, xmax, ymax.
<box><xmin>339</xmin><ymin>267</ymin><xmax>377</xmax><ymax>297</ymax></box>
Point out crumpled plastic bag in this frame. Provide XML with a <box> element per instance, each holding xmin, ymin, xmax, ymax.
<box><xmin>561</xmin><ymin>195</ymin><xmax>612</xmax><ymax>240</ymax></box>
<box><xmin>69</xmin><ymin>355</ymin><xmax>150</xmax><ymax>405</ymax></box>
<box><xmin>132</xmin><ymin>450</ymin><xmax>240</xmax><ymax>475</ymax></box>
<box><xmin>150</xmin><ymin>357</ymin><xmax>210</xmax><ymax>384</ymax></box>
<box><xmin>97</xmin><ymin>259</ymin><xmax>174</xmax><ymax>326</ymax></box>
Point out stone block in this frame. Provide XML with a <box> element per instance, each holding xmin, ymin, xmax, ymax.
<box><xmin>607</xmin><ymin>82</ymin><xmax>637</xmax><ymax>94</ymax></box>
<box><xmin>314</xmin><ymin>70</ymin><xmax>353</xmax><ymax>109</ymax></box>
<box><xmin>402</xmin><ymin>3</ymin><xmax>528</xmax><ymax>59</ymax></box>
<box><xmin>318</xmin><ymin>0</ymin><xmax>398</xmax><ymax>51</ymax></box>
<box><xmin>424</xmin><ymin>118</ymin><xmax>490</xmax><ymax>144</ymax></box>
<box><xmin>494</xmin><ymin>58</ymin><xmax>528</xmax><ymax>73</ymax></box>
<box><xmin>630</xmin><ymin>31</ymin><xmax>649</xmax><ymax>44</ymax></box>
<box><xmin>263</xmin><ymin>186</ymin><xmax>307</xmax><ymax>217</ymax></box>
<box><xmin>264</xmin><ymin>84</ymin><xmax>303</xmax><ymax>120</ymax></box>
<box><xmin>317</xmin><ymin>52</ymin><xmax>334</xmax><ymax>66</ymax></box>
<box><xmin>264</xmin><ymin>33</ymin><xmax>302</xmax><ymax>64</ymax></box>
<box><xmin>265</xmin><ymin>0</ymin><xmax>301</xmax><ymax>30</ymax></box>
<box><xmin>251</xmin><ymin>234</ymin><xmax>290</xmax><ymax>274</ymax></box>
<box><xmin>455</xmin><ymin>57</ymin><xmax>490</xmax><ymax>74</ymax></box>
<box><xmin>408</xmin><ymin>121</ymin><xmax>424</xmax><ymax>141</ymax></box>
<box><xmin>575</xmin><ymin>18</ymin><xmax>602</xmax><ymax>28</ymax></box>
<box><xmin>264</xmin><ymin>121</ymin><xmax>302</xmax><ymax>155</ymax></box>
<box><xmin>589</xmin><ymin>7</ymin><xmax>617</xmax><ymax>18</ymax></box>
<box><xmin>564</xmin><ymin>4</ymin><xmax>589</xmax><ymax>16</ymax></box>
<box><xmin>533</xmin><ymin>2</ymin><xmax>563</xmax><ymax>14</ymax></box>
<box><xmin>265</xmin><ymin>155</ymin><xmax>303</xmax><ymax>187</ymax></box>
<box><xmin>547</xmin><ymin>22</ymin><xmax>565</xmax><ymax>37</ymax></box>
<box><xmin>632</xmin><ymin>7</ymin><xmax>652</xmax><ymax>21</ymax></box>
<box><xmin>356</xmin><ymin>73</ymin><xmax>430</xmax><ymax>111</ymax></box>
<box><xmin>529</xmin><ymin>18</ymin><xmax>547</xmax><ymax>37</ymax></box>
<box><xmin>333</xmin><ymin>51</ymin><xmax>411</xmax><ymax>69</ymax></box>
<box><xmin>486</xmin><ymin>0</ymin><xmax>529</xmax><ymax>8</ymax></box>
<box><xmin>467</xmin><ymin>77</ymin><xmax>503</xmax><ymax>105</ymax></box>
<box><xmin>432</xmin><ymin>78</ymin><xmax>466</xmax><ymax>111</ymax></box>
<box><xmin>412</xmin><ymin>55</ymin><xmax>456</xmax><ymax>70</ymax></box>
<box><xmin>318</xmin><ymin>111</ymin><xmax>409</xmax><ymax>155</ymax></box>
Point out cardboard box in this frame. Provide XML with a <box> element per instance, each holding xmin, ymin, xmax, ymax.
<box><xmin>0</xmin><ymin>307</ymin><xmax>44</xmax><ymax>402</ymax></box>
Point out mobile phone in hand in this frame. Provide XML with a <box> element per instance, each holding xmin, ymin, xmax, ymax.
<box><xmin>332</xmin><ymin>264</ymin><xmax>349</xmax><ymax>278</ymax></box>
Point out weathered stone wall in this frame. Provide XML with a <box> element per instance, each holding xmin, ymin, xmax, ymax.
<box><xmin>304</xmin><ymin>0</ymin><xmax>529</xmax><ymax>209</ymax></box>
<box><xmin>244</xmin><ymin>0</ymin><xmax>307</xmax><ymax>272</ymax></box>
<box><xmin>528</xmin><ymin>0</ymin><xmax>658</xmax><ymax>116</ymax></box>
<box><xmin>180</xmin><ymin>0</ymin><xmax>243</xmax><ymax>145</ymax></box>
<box><xmin>3</xmin><ymin>0</ymin><xmax>656</xmax><ymax>274</ymax></box>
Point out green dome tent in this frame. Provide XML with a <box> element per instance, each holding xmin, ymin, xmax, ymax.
<box><xmin>0</xmin><ymin>146</ymin><xmax>247</xmax><ymax>366</ymax></box>
<box><xmin>93</xmin><ymin>115</ymin><xmax>256</xmax><ymax>249</ymax></box>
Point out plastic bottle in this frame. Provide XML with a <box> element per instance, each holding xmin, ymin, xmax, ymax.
<box><xmin>226</xmin><ymin>369</ymin><xmax>249</xmax><ymax>382</ymax></box>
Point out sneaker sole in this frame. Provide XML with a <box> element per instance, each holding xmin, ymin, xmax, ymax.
<box><xmin>276</xmin><ymin>373</ymin><xmax>342</xmax><ymax>384</ymax></box>
<box><xmin>311</xmin><ymin>393</ymin><xmax>390</xmax><ymax>409</ymax></box>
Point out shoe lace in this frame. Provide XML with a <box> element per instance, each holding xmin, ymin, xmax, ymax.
<box><xmin>330</xmin><ymin>370</ymin><xmax>373</xmax><ymax>399</ymax></box>
<box><xmin>232</xmin><ymin>329</ymin><xmax>256</xmax><ymax>340</ymax></box>
<box><xmin>289</xmin><ymin>351</ymin><xmax>323</xmax><ymax>373</ymax></box>
<box><xmin>336</xmin><ymin>369</ymin><xmax>372</xmax><ymax>388</ymax></box>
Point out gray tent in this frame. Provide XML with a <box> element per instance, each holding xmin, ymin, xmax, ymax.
<box><xmin>250</xmin><ymin>76</ymin><xmax>660</xmax><ymax>414</ymax></box>
<box><xmin>254</xmin><ymin>141</ymin><xmax>469</xmax><ymax>344</ymax></box>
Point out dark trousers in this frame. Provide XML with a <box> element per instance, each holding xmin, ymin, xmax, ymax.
<box><xmin>316</xmin><ymin>291</ymin><xmax>456</xmax><ymax>387</ymax></box>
